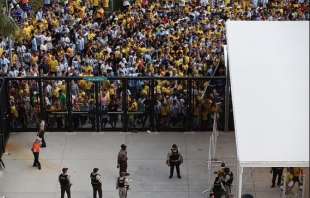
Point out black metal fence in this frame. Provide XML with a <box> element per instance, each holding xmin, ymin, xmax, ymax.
<box><xmin>0</xmin><ymin>78</ymin><xmax>9</xmax><ymax>157</ymax></box>
<box><xmin>2</xmin><ymin>76</ymin><xmax>233</xmax><ymax>132</ymax></box>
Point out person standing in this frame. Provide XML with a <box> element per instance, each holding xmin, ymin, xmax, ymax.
<box><xmin>116</xmin><ymin>172</ymin><xmax>129</xmax><ymax>198</ymax></box>
<box><xmin>117</xmin><ymin>144</ymin><xmax>129</xmax><ymax>176</ymax></box>
<box><xmin>59</xmin><ymin>168</ymin><xmax>72</xmax><ymax>198</ymax></box>
<box><xmin>37</xmin><ymin>120</ymin><xmax>46</xmax><ymax>148</ymax></box>
<box><xmin>31</xmin><ymin>138</ymin><xmax>41</xmax><ymax>170</ymax></box>
<box><xmin>271</xmin><ymin>167</ymin><xmax>284</xmax><ymax>187</ymax></box>
<box><xmin>90</xmin><ymin>168</ymin><xmax>103</xmax><ymax>198</ymax></box>
<box><xmin>166</xmin><ymin>144</ymin><xmax>183</xmax><ymax>179</ymax></box>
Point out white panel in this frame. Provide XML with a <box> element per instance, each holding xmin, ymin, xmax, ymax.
<box><xmin>226</xmin><ymin>21</ymin><xmax>309</xmax><ymax>167</ymax></box>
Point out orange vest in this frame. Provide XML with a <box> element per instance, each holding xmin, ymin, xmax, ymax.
<box><xmin>32</xmin><ymin>143</ymin><xmax>41</xmax><ymax>153</ymax></box>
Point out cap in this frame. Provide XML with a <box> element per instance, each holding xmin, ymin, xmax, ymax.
<box><xmin>93</xmin><ymin>168</ymin><xmax>99</xmax><ymax>173</ymax></box>
<box><xmin>62</xmin><ymin>168</ymin><xmax>68</xmax><ymax>172</ymax></box>
<box><xmin>172</xmin><ymin>144</ymin><xmax>177</xmax><ymax>149</ymax></box>
<box><xmin>121</xmin><ymin>144</ymin><xmax>127</xmax><ymax>149</ymax></box>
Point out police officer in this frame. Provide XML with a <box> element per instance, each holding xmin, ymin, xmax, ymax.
<box><xmin>31</xmin><ymin>138</ymin><xmax>41</xmax><ymax>170</ymax></box>
<box><xmin>116</xmin><ymin>172</ymin><xmax>129</xmax><ymax>198</ymax></box>
<box><xmin>59</xmin><ymin>168</ymin><xmax>72</xmax><ymax>198</ymax></box>
<box><xmin>117</xmin><ymin>144</ymin><xmax>129</xmax><ymax>176</ymax></box>
<box><xmin>270</xmin><ymin>167</ymin><xmax>284</xmax><ymax>187</ymax></box>
<box><xmin>90</xmin><ymin>168</ymin><xmax>103</xmax><ymax>198</ymax></box>
<box><xmin>37</xmin><ymin>120</ymin><xmax>46</xmax><ymax>148</ymax></box>
<box><xmin>166</xmin><ymin>144</ymin><xmax>183</xmax><ymax>179</ymax></box>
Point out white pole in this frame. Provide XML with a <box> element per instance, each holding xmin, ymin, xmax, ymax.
<box><xmin>282</xmin><ymin>171</ymin><xmax>286</xmax><ymax>198</ymax></box>
<box><xmin>238</xmin><ymin>166</ymin><xmax>243</xmax><ymax>198</ymax></box>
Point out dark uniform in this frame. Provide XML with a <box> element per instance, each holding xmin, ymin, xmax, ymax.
<box><xmin>271</xmin><ymin>167</ymin><xmax>283</xmax><ymax>187</ymax></box>
<box><xmin>90</xmin><ymin>168</ymin><xmax>103</xmax><ymax>198</ymax></box>
<box><xmin>59</xmin><ymin>168</ymin><xmax>71</xmax><ymax>198</ymax></box>
<box><xmin>117</xmin><ymin>144</ymin><xmax>128</xmax><ymax>176</ymax></box>
<box><xmin>116</xmin><ymin>172</ymin><xmax>129</xmax><ymax>198</ymax></box>
<box><xmin>38</xmin><ymin>120</ymin><xmax>46</xmax><ymax>148</ymax></box>
<box><xmin>166</xmin><ymin>144</ymin><xmax>183</xmax><ymax>179</ymax></box>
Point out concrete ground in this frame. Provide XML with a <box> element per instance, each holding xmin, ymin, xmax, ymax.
<box><xmin>0</xmin><ymin>132</ymin><xmax>283</xmax><ymax>198</ymax></box>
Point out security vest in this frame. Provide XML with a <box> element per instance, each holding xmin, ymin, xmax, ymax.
<box><xmin>59</xmin><ymin>174</ymin><xmax>70</xmax><ymax>187</ymax></box>
<box><xmin>170</xmin><ymin>150</ymin><xmax>180</xmax><ymax>163</ymax></box>
<box><xmin>32</xmin><ymin>142</ymin><xmax>41</xmax><ymax>153</ymax></box>
<box><xmin>90</xmin><ymin>173</ymin><xmax>101</xmax><ymax>186</ymax></box>
<box><xmin>118</xmin><ymin>177</ymin><xmax>125</xmax><ymax>188</ymax></box>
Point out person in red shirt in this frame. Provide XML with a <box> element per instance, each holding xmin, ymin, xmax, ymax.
<box><xmin>32</xmin><ymin>138</ymin><xmax>41</xmax><ymax>170</ymax></box>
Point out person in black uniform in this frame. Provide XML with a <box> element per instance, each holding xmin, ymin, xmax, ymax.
<box><xmin>271</xmin><ymin>167</ymin><xmax>284</xmax><ymax>187</ymax></box>
<box><xmin>117</xmin><ymin>144</ymin><xmax>129</xmax><ymax>176</ymax></box>
<box><xmin>90</xmin><ymin>168</ymin><xmax>103</xmax><ymax>198</ymax></box>
<box><xmin>166</xmin><ymin>144</ymin><xmax>183</xmax><ymax>179</ymax></box>
<box><xmin>59</xmin><ymin>168</ymin><xmax>72</xmax><ymax>198</ymax></box>
<box><xmin>37</xmin><ymin>120</ymin><xmax>46</xmax><ymax>148</ymax></box>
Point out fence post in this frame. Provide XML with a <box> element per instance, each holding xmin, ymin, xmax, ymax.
<box><xmin>122</xmin><ymin>78</ymin><xmax>128</xmax><ymax>132</ymax></box>
<box><xmin>187</xmin><ymin>78</ymin><xmax>193</xmax><ymax>131</ymax></box>
<box><xmin>66</xmin><ymin>80</ymin><xmax>72</xmax><ymax>132</ymax></box>
<box><xmin>38</xmin><ymin>78</ymin><xmax>44</xmax><ymax>121</ymax></box>
<box><xmin>150</xmin><ymin>79</ymin><xmax>155</xmax><ymax>131</ymax></box>
<box><xmin>95</xmin><ymin>82</ymin><xmax>100</xmax><ymax>132</ymax></box>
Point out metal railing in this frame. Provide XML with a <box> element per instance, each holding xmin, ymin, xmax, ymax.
<box><xmin>2</xmin><ymin>76</ymin><xmax>233</xmax><ymax>132</ymax></box>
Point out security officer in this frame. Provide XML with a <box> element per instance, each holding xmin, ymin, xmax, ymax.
<box><xmin>59</xmin><ymin>168</ymin><xmax>72</xmax><ymax>198</ymax></box>
<box><xmin>116</xmin><ymin>172</ymin><xmax>129</xmax><ymax>198</ymax></box>
<box><xmin>90</xmin><ymin>168</ymin><xmax>103</xmax><ymax>198</ymax></box>
<box><xmin>166</xmin><ymin>144</ymin><xmax>183</xmax><ymax>179</ymax></box>
<box><xmin>270</xmin><ymin>167</ymin><xmax>284</xmax><ymax>187</ymax></box>
<box><xmin>117</xmin><ymin>144</ymin><xmax>129</xmax><ymax>176</ymax></box>
<box><xmin>37</xmin><ymin>120</ymin><xmax>46</xmax><ymax>148</ymax></box>
<box><xmin>31</xmin><ymin>138</ymin><xmax>41</xmax><ymax>170</ymax></box>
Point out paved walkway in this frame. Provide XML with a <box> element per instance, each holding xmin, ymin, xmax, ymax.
<box><xmin>0</xmin><ymin>132</ymin><xmax>282</xmax><ymax>198</ymax></box>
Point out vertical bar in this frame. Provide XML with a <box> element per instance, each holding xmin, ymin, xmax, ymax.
<box><xmin>238</xmin><ymin>166</ymin><xmax>243</xmax><ymax>198</ymax></box>
<box><xmin>38</xmin><ymin>78</ymin><xmax>44</xmax><ymax>121</ymax></box>
<box><xmin>122</xmin><ymin>78</ymin><xmax>128</xmax><ymax>132</ymax></box>
<box><xmin>66</xmin><ymin>80</ymin><xmax>72</xmax><ymax>131</ymax></box>
<box><xmin>187</xmin><ymin>78</ymin><xmax>192</xmax><ymax>131</ymax></box>
<box><xmin>282</xmin><ymin>170</ymin><xmax>286</xmax><ymax>198</ymax></box>
<box><xmin>150</xmin><ymin>79</ymin><xmax>155</xmax><ymax>131</ymax></box>
<box><xmin>95</xmin><ymin>82</ymin><xmax>100</xmax><ymax>132</ymax></box>
<box><xmin>224</xmin><ymin>61</ymin><xmax>230</xmax><ymax>132</ymax></box>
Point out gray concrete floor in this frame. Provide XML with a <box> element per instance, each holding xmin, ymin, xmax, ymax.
<box><xmin>0</xmin><ymin>132</ymin><xmax>282</xmax><ymax>198</ymax></box>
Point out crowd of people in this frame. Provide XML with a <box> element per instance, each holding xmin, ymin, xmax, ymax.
<box><xmin>1</xmin><ymin>0</ymin><xmax>309</xmax><ymax>130</ymax></box>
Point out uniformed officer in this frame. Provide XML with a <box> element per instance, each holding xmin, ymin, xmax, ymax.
<box><xmin>90</xmin><ymin>168</ymin><xmax>103</xmax><ymax>198</ymax></box>
<box><xmin>37</xmin><ymin>120</ymin><xmax>46</xmax><ymax>148</ymax></box>
<box><xmin>59</xmin><ymin>168</ymin><xmax>72</xmax><ymax>198</ymax></box>
<box><xmin>31</xmin><ymin>138</ymin><xmax>41</xmax><ymax>170</ymax></box>
<box><xmin>270</xmin><ymin>167</ymin><xmax>284</xmax><ymax>187</ymax></box>
<box><xmin>166</xmin><ymin>144</ymin><xmax>183</xmax><ymax>179</ymax></box>
<box><xmin>116</xmin><ymin>172</ymin><xmax>129</xmax><ymax>198</ymax></box>
<box><xmin>117</xmin><ymin>144</ymin><xmax>129</xmax><ymax>176</ymax></box>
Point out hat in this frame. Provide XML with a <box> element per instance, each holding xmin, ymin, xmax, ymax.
<box><xmin>172</xmin><ymin>144</ymin><xmax>177</xmax><ymax>149</ymax></box>
<box><xmin>93</xmin><ymin>168</ymin><xmax>99</xmax><ymax>173</ymax></box>
<box><xmin>121</xmin><ymin>144</ymin><xmax>127</xmax><ymax>149</ymax></box>
<box><xmin>62</xmin><ymin>168</ymin><xmax>68</xmax><ymax>172</ymax></box>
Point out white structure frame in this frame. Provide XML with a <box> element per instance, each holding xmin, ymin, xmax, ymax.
<box><xmin>226</xmin><ymin>21</ymin><xmax>309</xmax><ymax>198</ymax></box>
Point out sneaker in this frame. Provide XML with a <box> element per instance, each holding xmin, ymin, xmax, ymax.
<box><xmin>169</xmin><ymin>176</ymin><xmax>173</xmax><ymax>179</ymax></box>
<box><xmin>178</xmin><ymin>176</ymin><xmax>182</xmax><ymax>179</ymax></box>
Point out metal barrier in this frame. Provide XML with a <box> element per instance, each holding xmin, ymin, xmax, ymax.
<box><xmin>0</xmin><ymin>78</ymin><xmax>9</xmax><ymax>157</ymax></box>
<box><xmin>2</xmin><ymin>76</ymin><xmax>233</xmax><ymax>132</ymax></box>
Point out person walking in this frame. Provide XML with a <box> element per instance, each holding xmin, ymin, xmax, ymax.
<box><xmin>116</xmin><ymin>172</ymin><xmax>129</xmax><ymax>198</ymax></box>
<box><xmin>37</xmin><ymin>120</ymin><xmax>46</xmax><ymax>148</ymax></box>
<box><xmin>117</xmin><ymin>144</ymin><xmax>129</xmax><ymax>176</ymax></box>
<box><xmin>90</xmin><ymin>168</ymin><xmax>103</xmax><ymax>198</ymax></box>
<box><xmin>271</xmin><ymin>167</ymin><xmax>284</xmax><ymax>187</ymax></box>
<box><xmin>31</xmin><ymin>138</ymin><xmax>41</xmax><ymax>170</ymax></box>
<box><xmin>166</xmin><ymin>144</ymin><xmax>183</xmax><ymax>179</ymax></box>
<box><xmin>59</xmin><ymin>168</ymin><xmax>72</xmax><ymax>198</ymax></box>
